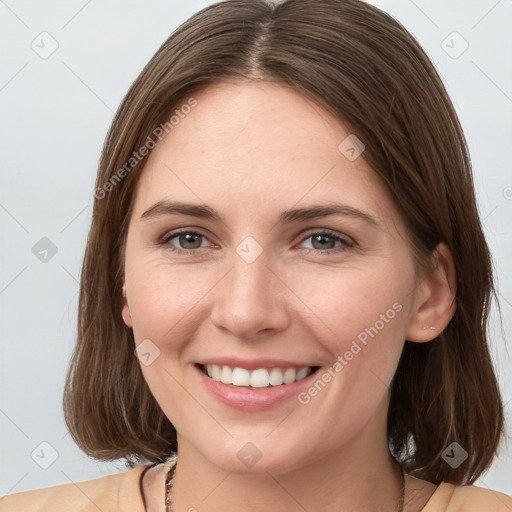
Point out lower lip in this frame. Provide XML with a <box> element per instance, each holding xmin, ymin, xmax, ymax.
<box><xmin>194</xmin><ymin>365</ymin><xmax>319</xmax><ymax>411</ymax></box>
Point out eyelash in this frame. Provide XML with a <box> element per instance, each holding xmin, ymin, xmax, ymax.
<box><xmin>158</xmin><ymin>228</ymin><xmax>355</xmax><ymax>256</ymax></box>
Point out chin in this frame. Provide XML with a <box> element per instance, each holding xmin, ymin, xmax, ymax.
<box><xmin>194</xmin><ymin>436</ymin><xmax>313</xmax><ymax>476</ymax></box>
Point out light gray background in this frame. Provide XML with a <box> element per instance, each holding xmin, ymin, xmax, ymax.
<box><xmin>1</xmin><ymin>0</ymin><xmax>511</xmax><ymax>497</ymax></box>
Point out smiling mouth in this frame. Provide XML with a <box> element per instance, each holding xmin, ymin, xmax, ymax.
<box><xmin>197</xmin><ymin>363</ymin><xmax>321</xmax><ymax>388</ymax></box>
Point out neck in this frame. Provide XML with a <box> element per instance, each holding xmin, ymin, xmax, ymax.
<box><xmin>170</xmin><ymin>414</ymin><xmax>403</xmax><ymax>512</ymax></box>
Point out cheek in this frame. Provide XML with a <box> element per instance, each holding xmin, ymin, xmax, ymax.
<box><xmin>287</xmin><ymin>264</ymin><xmax>410</xmax><ymax>349</ymax></box>
<box><xmin>125</xmin><ymin>264</ymin><xmax>210</xmax><ymax>421</ymax></box>
<box><xmin>126</xmin><ymin>257</ymin><xmax>200</xmax><ymax>328</ymax></box>
<box><xmin>287</xmin><ymin>267</ymin><xmax>410</xmax><ymax>428</ymax></box>
<box><xmin>286</xmin><ymin>262</ymin><xmax>412</xmax><ymax>406</ymax></box>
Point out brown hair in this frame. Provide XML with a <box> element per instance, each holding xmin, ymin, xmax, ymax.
<box><xmin>63</xmin><ymin>0</ymin><xmax>504</xmax><ymax>485</ymax></box>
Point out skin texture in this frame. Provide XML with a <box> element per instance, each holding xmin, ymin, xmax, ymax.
<box><xmin>122</xmin><ymin>81</ymin><xmax>455</xmax><ymax>512</ymax></box>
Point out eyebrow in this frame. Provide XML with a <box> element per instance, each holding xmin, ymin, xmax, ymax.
<box><xmin>140</xmin><ymin>200</ymin><xmax>379</xmax><ymax>227</ymax></box>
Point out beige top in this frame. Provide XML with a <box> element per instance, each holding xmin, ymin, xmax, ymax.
<box><xmin>1</xmin><ymin>457</ymin><xmax>511</xmax><ymax>511</ymax></box>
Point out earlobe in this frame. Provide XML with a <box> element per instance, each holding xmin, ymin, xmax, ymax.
<box><xmin>406</xmin><ymin>242</ymin><xmax>457</xmax><ymax>343</ymax></box>
<box><xmin>121</xmin><ymin>282</ymin><xmax>133</xmax><ymax>328</ymax></box>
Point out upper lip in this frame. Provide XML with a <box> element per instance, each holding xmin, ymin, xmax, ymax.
<box><xmin>195</xmin><ymin>357</ymin><xmax>319</xmax><ymax>371</ymax></box>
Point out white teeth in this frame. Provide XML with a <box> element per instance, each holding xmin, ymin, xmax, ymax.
<box><xmin>204</xmin><ymin>365</ymin><xmax>312</xmax><ymax>388</ymax></box>
<box><xmin>269</xmin><ymin>367</ymin><xmax>283</xmax><ymax>386</ymax></box>
<box><xmin>295</xmin><ymin>367</ymin><xmax>309</xmax><ymax>381</ymax></box>
<box><xmin>232</xmin><ymin>367</ymin><xmax>250</xmax><ymax>386</ymax></box>
<box><xmin>211</xmin><ymin>364</ymin><xmax>221</xmax><ymax>381</ymax></box>
<box><xmin>220</xmin><ymin>365</ymin><xmax>232</xmax><ymax>384</ymax></box>
<box><xmin>250</xmin><ymin>368</ymin><xmax>269</xmax><ymax>388</ymax></box>
<box><xmin>283</xmin><ymin>368</ymin><xmax>296</xmax><ymax>384</ymax></box>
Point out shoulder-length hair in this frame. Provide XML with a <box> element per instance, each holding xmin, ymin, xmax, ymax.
<box><xmin>63</xmin><ymin>0</ymin><xmax>504</xmax><ymax>485</ymax></box>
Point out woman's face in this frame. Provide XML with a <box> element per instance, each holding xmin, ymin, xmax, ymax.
<box><xmin>122</xmin><ymin>81</ymin><xmax>423</xmax><ymax>474</ymax></box>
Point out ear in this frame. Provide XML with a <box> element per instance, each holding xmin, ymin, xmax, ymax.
<box><xmin>121</xmin><ymin>282</ymin><xmax>133</xmax><ymax>328</ymax></box>
<box><xmin>406</xmin><ymin>242</ymin><xmax>456</xmax><ymax>343</ymax></box>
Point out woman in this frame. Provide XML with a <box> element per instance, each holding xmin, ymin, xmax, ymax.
<box><xmin>1</xmin><ymin>0</ymin><xmax>510</xmax><ymax>510</ymax></box>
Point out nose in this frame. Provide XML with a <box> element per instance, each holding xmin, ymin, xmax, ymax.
<box><xmin>209</xmin><ymin>247</ymin><xmax>290</xmax><ymax>340</ymax></box>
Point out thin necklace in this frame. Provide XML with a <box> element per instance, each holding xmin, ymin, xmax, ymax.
<box><xmin>165</xmin><ymin>460</ymin><xmax>406</xmax><ymax>512</ymax></box>
<box><xmin>165</xmin><ymin>458</ymin><xmax>176</xmax><ymax>512</ymax></box>
<box><xmin>398</xmin><ymin>467</ymin><xmax>406</xmax><ymax>511</ymax></box>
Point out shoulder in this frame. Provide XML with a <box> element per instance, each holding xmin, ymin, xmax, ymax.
<box><xmin>0</xmin><ymin>465</ymin><xmax>150</xmax><ymax>512</ymax></box>
<box><xmin>423</xmin><ymin>480</ymin><xmax>512</xmax><ymax>511</ymax></box>
<box><xmin>448</xmin><ymin>483</ymin><xmax>512</xmax><ymax>511</ymax></box>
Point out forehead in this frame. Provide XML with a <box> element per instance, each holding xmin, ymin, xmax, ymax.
<box><xmin>131</xmin><ymin>81</ymin><xmax>402</xmax><ymax>233</ymax></box>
